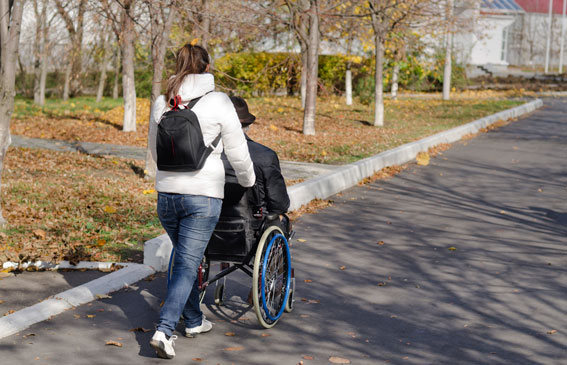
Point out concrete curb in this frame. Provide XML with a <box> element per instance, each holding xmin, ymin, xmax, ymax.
<box><xmin>143</xmin><ymin>99</ymin><xmax>544</xmax><ymax>270</ymax></box>
<box><xmin>287</xmin><ymin>99</ymin><xmax>543</xmax><ymax>210</ymax></box>
<box><xmin>0</xmin><ymin>263</ymin><xmax>155</xmax><ymax>339</ymax></box>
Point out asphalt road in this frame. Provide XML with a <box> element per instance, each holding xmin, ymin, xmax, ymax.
<box><xmin>0</xmin><ymin>99</ymin><xmax>565</xmax><ymax>364</ymax></box>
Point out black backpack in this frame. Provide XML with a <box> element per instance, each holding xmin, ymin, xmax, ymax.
<box><xmin>156</xmin><ymin>94</ymin><xmax>221</xmax><ymax>172</ymax></box>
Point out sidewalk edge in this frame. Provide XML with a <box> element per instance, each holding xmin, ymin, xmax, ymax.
<box><xmin>0</xmin><ymin>263</ymin><xmax>155</xmax><ymax>340</ymax></box>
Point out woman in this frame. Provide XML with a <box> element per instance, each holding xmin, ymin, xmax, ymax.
<box><xmin>148</xmin><ymin>44</ymin><xmax>255</xmax><ymax>359</ymax></box>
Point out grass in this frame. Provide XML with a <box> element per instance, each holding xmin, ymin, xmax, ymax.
<box><xmin>1</xmin><ymin>92</ymin><xmax>527</xmax><ymax>265</ymax></box>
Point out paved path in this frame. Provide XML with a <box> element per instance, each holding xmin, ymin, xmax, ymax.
<box><xmin>1</xmin><ymin>100</ymin><xmax>565</xmax><ymax>364</ymax></box>
<box><xmin>10</xmin><ymin>135</ymin><xmax>338</xmax><ymax>181</ymax></box>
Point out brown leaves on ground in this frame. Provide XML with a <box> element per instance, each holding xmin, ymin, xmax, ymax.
<box><xmin>0</xmin><ymin>147</ymin><xmax>161</xmax><ymax>265</ymax></box>
<box><xmin>105</xmin><ymin>340</ymin><xmax>123</xmax><ymax>347</ymax></box>
<box><xmin>288</xmin><ymin>199</ymin><xmax>333</xmax><ymax>221</ymax></box>
<box><xmin>12</xmin><ymin>96</ymin><xmax>522</xmax><ymax>165</ymax></box>
<box><xmin>11</xmin><ymin>99</ymin><xmax>151</xmax><ymax>147</ymax></box>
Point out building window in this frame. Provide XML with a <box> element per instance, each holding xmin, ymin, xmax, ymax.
<box><xmin>501</xmin><ymin>27</ymin><xmax>509</xmax><ymax>62</ymax></box>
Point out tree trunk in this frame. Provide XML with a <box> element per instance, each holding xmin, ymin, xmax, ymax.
<box><xmin>443</xmin><ymin>0</ymin><xmax>453</xmax><ymax>101</ymax></box>
<box><xmin>145</xmin><ymin>1</ymin><xmax>175</xmax><ymax>179</ymax></box>
<box><xmin>373</xmin><ymin>33</ymin><xmax>385</xmax><ymax>127</ymax></box>
<box><xmin>33</xmin><ymin>0</ymin><xmax>45</xmax><ymax>105</ymax></box>
<box><xmin>96</xmin><ymin>32</ymin><xmax>111</xmax><ymax>103</ymax></box>
<box><xmin>0</xmin><ymin>0</ymin><xmax>25</xmax><ymax>226</ymax></box>
<box><xmin>113</xmin><ymin>46</ymin><xmax>120</xmax><ymax>99</ymax></box>
<box><xmin>302</xmin><ymin>0</ymin><xmax>319</xmax><ymax>136</ymax></box>
<box><xmin>63</xmin><ymin>59</ymin><xmax>71</xmax><ymax>101</ymax></box>
<box><xmin>345</xmin><ymin>64</ymin><xmax>352</xmax><ymax>105</ymax></box>
<box><xmin>391</xmin><ymin>62</ymin><xmax>399</xmax><ymax>100</ymax></box>
<box><xmin>120</xmin><ymin>0</ymin><xmax>137</xmax><ymax>132</ymax></box>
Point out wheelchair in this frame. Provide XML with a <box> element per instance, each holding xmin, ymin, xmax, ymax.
<box><xmin>167</xmin><ymin>184</ymin><xmax>295</xmax><ymax>329</ymax></box>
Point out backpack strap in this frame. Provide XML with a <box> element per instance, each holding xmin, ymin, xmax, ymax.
<box><xmin>184</xmin><ymin>91</ymin><xmax>221</xmax><ymax>149</ymax></box>
<box><xmin>185</xmin><ymin>91</ymin><xmax>213</xmax><ymax>110</ymax></box>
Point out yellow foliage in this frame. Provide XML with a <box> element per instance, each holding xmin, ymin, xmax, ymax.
<box><xmin>101</xmin><ymin>99</ymin><xmax>151</xmax><ymax>127</ymax></box>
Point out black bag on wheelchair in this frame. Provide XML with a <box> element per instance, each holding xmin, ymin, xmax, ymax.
<box><xmin>206</xmin><ymin>184</ymin><xmax>258</xmax><ymax>262</ymax></box>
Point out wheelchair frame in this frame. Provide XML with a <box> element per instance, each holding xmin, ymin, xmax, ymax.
<box><xmin>168</xmin><ymin>214</ymin><xmax>295</xmax><ymax>329</ymax></box>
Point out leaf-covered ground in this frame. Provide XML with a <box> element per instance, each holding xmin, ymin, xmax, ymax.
<box><xmin>11</xmin><ymin>91</ymin><xmax>525</xmax><ymax>164</ymax></box>
<box><xmin>2</xmin><ymin>92</ymin><xmax>526</xmax><ymax>265</ymax></box>
<box><xmin>1</xmin><ymin>148</ymin><xmax>159</xmax><ymax>265</ymax></box>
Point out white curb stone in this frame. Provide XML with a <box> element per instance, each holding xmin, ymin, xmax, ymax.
<box><xmin>0</xmin><ymin>263</ymin><xmax>155</xmax><ymax>339</ymax></box>
<box><xmin>143</xmin><ymin>234</ymin><xmax>172</xmax><ymax>272</ymax></box>
<box><xmin>143</xmin><ymin>99</ymin><xmax>543</xmax><ymax>270</ymax></box>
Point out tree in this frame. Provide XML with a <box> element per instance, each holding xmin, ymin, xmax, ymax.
<box><xmin>366</xmin><ymin>0</ymin><xmax>426</xmax><ymax>126</ymax></box>
<box><xmin>101</xmin><ymin>0</ymin><xmax>138</xmax><ymax>132</ymax></box>
<box><xmin>32</xmin><ymin>0</ymin><xmax>48</xmax><ymax>106</ymax></box>
<box><xmin>442</xmin><ymin>0</ymin><xmax>453</xmax><ymax>100</ymax></box>
<box><xmin>55</xmin><ymin>0</ymin><xmax>87</xmax><ymax>99</ymax></box>
<box><xmin>0</xmin><ymin>0</ymin><xmax>26</xmax><ymax>226</ymax></box>
<box><xmin>96</xmin><ymin>29</ymin><xmax>112</xmax><ymax>103</ymax></box>
<box><xmin>282</xmin><ymin>0</ymin><xmax>320</xmax><ymax>135</ymax></box>
<box><xmin>144</xmin><ymin>0</ymin><xmax>176</xmax><ymax>179</ymax></box>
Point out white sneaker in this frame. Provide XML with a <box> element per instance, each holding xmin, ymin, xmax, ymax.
<box><xmin>150</xmin><ymin>330</ymin><xmax>177</xmax><ymax>359</ymax></box>
<box><xmin>185</xmin><ymin>316</ymin><xmax>213</xmax><ymax>338</ymax></box>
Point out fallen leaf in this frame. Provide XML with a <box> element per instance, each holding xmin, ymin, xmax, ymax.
<box><xmin>143</xmin><ymin>189</ymin><xmax>156</xmax><ymax>195</ymax></box>
<box><xmin>192</xmin><ymin>358</ymin><xmax>203</xmax><ymax>362</ymax></box>
<box><xmin>0</xmin><ymin>300</ymin><xmax>3</xmax><ymax>304</ymax></box>
<box><xmin>22</xmin><ymin>333</ymin><xmax>36</xmax><ymax>338</ymax></box>
<box><xmin>329</xmin><ymin>356</ymin><xmax>351</xmax><ymax>364</ymax></box>
<box><xmin>304</xmin><ymin>279</ymin><xmax>312</xmax><ymax>283</ymax></box>
<box><xmin>96</xmin><ymin>239</ymin><xmax>106</xmax><ymax>247</ymax></box>
<box><xmin>73</xmin><ymin>314</ymin><xmax>81</xmax><ymax>319</ymax></box>
<box><xmin>129</xmin><ymin>327</ymin><xmax>151</xmax><ymax>333</ymax></box>
<box><xmin>547</xmin><ymin>330</ymin><xmax>557</xmax><ymax>335</ymax></box>
<box><xmin>86</xmin><ymin>314</ymin><xmax>96</xmax><ymax>318</ymax></box>
<box><xmin>346</xmin><ymin>332</ymin><xmax>356</xmax><ymax>338</ymax></box>
<box><xmin>378</xmin><ymin>282</ymin><xmax>386</xmax><ymax>287</ymax></box>
<box><xmin>377</xmin><ymin>241</ymin><xmax>385</xmax><ymax>246</ymax></box>
<box><xmin>4</xmin><ymin>310</ymin><xmax>15</xmax><ymax>316</ymax></box>
<box><xmin>416</xmin><ymin>152</ymin><xmax>430</xmax><ymax>166</ymax></box>
<box><xmin>269</xmin><ymin>124</ymin><xmax>278</xmax><ymax>132</ymax></box>
<box><xmin>448</xmin><ymin>247</ymin><xmax>457</xmax><ymax>251</ymax></box>
<box><xmin>499</xmin><ymin>210</ymin><xmax>507</xmax><ymax>214</ymax></box>
<box><xmin>223</xmin><ymin>346</ymin><xmax>244</xmax><ymax>351</ymax></box>
<box><xmin>105</xmin><ymin>340</ymin><xmax>123</xmax><ymax>347</ymax></box>
<box><xmin>300</xmin><ymin>314</ymin><xmax>310</xmax><ymax>318</ymax></box>
<box><xmin>339</xmin><ymin>266</ymin><xmax>346</xmax><ymax>270</ymax></box>
<box><xmin>538</xmin><ymin>188</ymin><xmax>543</xmax><ymax>192</ymax></box>
<box><xmin>297</xmin><ymin>239</ymin><xmax>306</xmax><ymax>243</ymax></box>
<box><xmin>225</xmin><ymin>332</ymin><xmax>236</xmax><ymax>337</ymax></box>
<box><xmin>103</xmin><ymin>206</ymin><xmax>117</xmax><ymax>214</ymax></box>
<box><xmin>96</xmin><ymin>294</ymin><xmax>112</xmax><ymax>300</ymax></box>
<box><xmin>303</xmin><ymin>355</ymin><xmax>314</xmax><ymax>360</ymax></box>
<box><xmin>261</xmin><ymin>333</ymin><xmax>271</xmax><ymax>337</ymax></box>
<box><xmin>33</xmin><ymin>229</ymin><xmax>47</xmax><ymax>240</ymax></box>
<box><xmin>307</xmin><ymin>299</ymin><xmax>320</xmax><ymax>304</ymax></box>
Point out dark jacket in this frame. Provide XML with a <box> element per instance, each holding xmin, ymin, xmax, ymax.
<box><xmin>222</xmin><ymin>135</ymin><xmax>290</xmax><ymax>215</ymax></box>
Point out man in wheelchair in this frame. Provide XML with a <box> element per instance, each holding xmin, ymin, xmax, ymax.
<box><xmin>206</xmin><ymin>96</ymin><xmax>291</xmax><ymax>262</ymax></box>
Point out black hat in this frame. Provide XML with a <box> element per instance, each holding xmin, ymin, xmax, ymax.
<box><xmin>230</xmin><ymin>96</ymin><xmax>256</xmax><ymax>127</ymax></box>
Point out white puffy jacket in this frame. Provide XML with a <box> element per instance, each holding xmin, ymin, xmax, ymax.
<box><xmin>149</xmin><ymin>73</ymin><xmax>255</xmax><ymax>198</ymax></box>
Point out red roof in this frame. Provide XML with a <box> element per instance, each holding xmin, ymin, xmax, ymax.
<box><xmin>515</xmin><ymin>0</ymin><xmax>567</xmax><ymax>15</ymax></box>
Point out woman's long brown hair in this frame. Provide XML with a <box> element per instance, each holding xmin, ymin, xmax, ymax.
<box><xmin>166</xmin><ymin>44</ymin><xmax>210</xmax><ymax>107</ymax></box>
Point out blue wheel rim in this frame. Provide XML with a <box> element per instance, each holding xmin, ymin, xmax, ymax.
<box><xmin>260</xmin><ymin>233</ymin><xmax>291</xmax><ymax>322</ymax></box>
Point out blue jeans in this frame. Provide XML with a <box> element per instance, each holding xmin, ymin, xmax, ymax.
<box><xmin>156</xmin><ymin>193</ymin><xmax>222</xmax><ymax>337</ymax></box>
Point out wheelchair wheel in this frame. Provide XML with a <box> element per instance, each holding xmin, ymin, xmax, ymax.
<box><xmin>252</xmin><ymin>225</ymin><xmax>292</xmax><ymax>329</ymax></box>
<box><xmin>168</xmin><ymin>249</ymin><xmax>209</xmax><ymax>304</ymax></box>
